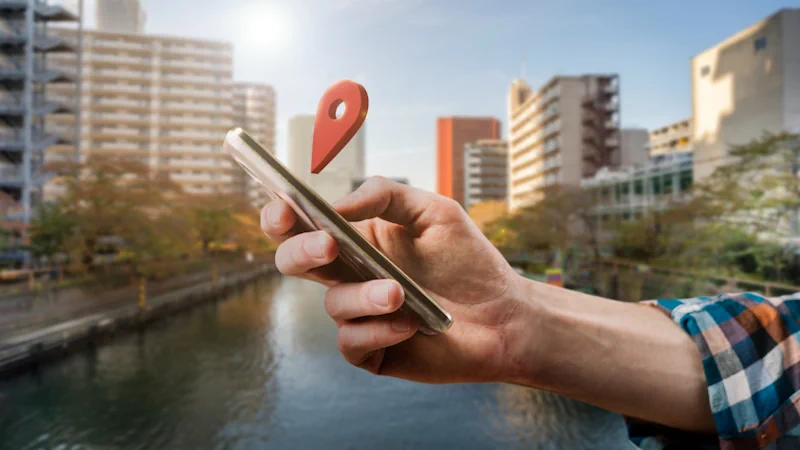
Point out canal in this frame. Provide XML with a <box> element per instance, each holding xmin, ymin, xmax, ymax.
<box><xmin>0</xmin><ymin>275</ymin><xmax>630</xmax><ymax>449</ymax></box>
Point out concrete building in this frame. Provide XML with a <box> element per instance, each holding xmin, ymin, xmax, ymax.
<box><xmin>44</xmin><ymin>28</ymin><xmax>273</xmax><ymax>198</ymax></box>
<box><xmin>508</xmin><ymin>75</ymin><xmax>620</xmax><ymax>211</ymax></box>
<box><xmin>232</xmin><ymin>82</ymin><xmax>276</xmax><ymax>204</ymax></box>
<box><xmin>648</xmin><ymin>118</ymin><xmax>693</xmax><ymax>159</ymax></box>
<box><xmin>96</xmin><ymin>0</ymin><xmax>146</xmax><ymax>34</ymax></box>
<box><xmin>581</xmin><ymin>152</ymin><xmax>694</xmax><ymax>223</ymax></box>
<box><xmin>436</xmin><ymin>116</ymin><xmax>501</xmax><ymax>206</ymax></box>
<box><xmin>692</xmin><ymin>8</ymin><xmax>800</xmax><ymax>181</ymax></box>
<box><xmin>463</xmin><ymin>139</ymin><xmax>508</xmax><ymax>210</ymax></box>
<box><xmin>287</xmin><ymin>114</ymin><xmax>365</xmax><ymax>204</ymax></box>
<box><xmin>620</xmin><ymin>128</ymin><xmax>649</xmax><ymax>167</ymax></box>
<box><xmin>0</xmin><ymin>0</ymin><xmax>79</xmax><ymax>266</ymax></box>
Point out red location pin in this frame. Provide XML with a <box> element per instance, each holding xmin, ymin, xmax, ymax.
<box><xmin>311</xmin><ymin>80</ymin><xmax>369</xmax><ymax>174</ymax></box>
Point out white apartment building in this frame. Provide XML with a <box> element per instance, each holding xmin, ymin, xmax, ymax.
<box><xmin>233</xmin><ymin>82</ymin><xmax>276</xmax><ymax>204</ymax></box>
<box><xmin>692</xmin><ymin>8</ymin><xmax>800</xmax><ymax>181</ymax></box>
<box><xmin>96</xmin><ymin>0</ymin><xmax>146</xmax><ymax>33</ymax></box>
<box><xmin>287</xmin><ymin>115</ymin><xmax>365</xmax><ymax>204</ymax></box>
<box><xmin>463</xmin><ymin>139</ymin><xmax>507</xmax><ymax>210</ymax></box>
<box><xmin>508</xmin><ymin>75</ymin><xmax>620</xmax><ymax>211</ymax></box>
<box><xmin>648</xmin><ymin>118</ymin><xmax>692</xmax><ymax>159</ymax></box>
<box><xmin>44</xmin><ymin>28</ymin><xmax>274</xmax><ymax>198</ymax></box>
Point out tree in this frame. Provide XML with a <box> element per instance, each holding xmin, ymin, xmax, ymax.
<box><xmin>693</xmin><ymin>131</ymin><xmax>800</xmax><ymax>238</ymax></box>
<box><xmin>467</xmin><ymin>201</ymin><xmax>508</xmax><ymax>232</ymax></box>
<box><xmin>496</xmin><ymin>186</ymin><xmax>603</xmax><ymax>261</ymax></box>
<box><xmin>48</xmin><ymin>155</ymin><xmax>191</xmax><ymax>272</ymax></box>
<box><xmin>28</xmin><ymin>201</ymin><xmax>76</xmax><ymax>262</ymax></box>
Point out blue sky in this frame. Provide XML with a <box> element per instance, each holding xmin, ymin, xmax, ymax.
<box><xmin>89</xmin><ymin>0</ymin><xmax>800</xmax><ymax>191</ymax></box>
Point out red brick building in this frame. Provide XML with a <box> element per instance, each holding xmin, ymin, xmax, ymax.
<box><xmin>436</xmin><ymin>117</ymin><xmax>501</xmax><ymax>206</ymax></box>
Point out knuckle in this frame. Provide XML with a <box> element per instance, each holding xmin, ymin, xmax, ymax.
<box><xmin>323</xmin><ymin>289</ymin><xmax>340</xmax><ymax>319</ymax></box>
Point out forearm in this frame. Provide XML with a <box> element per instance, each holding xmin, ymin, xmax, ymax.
<box><xmin>505</xmin><ymin>278</ymin><xmax>715</xmax><ymax>433</ymax></box>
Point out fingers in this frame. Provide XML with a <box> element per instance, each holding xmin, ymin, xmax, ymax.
<box><xmin>260</xmin><ymin>199</ymin><xmax>297</xmax><ymax>243</ymax></box>
<box><xmin>337</xmin><ymin>312</ymin><xmax>418</xmax><ymax>370</ymax></box>
<box><xmin>275</xmin><ymin>231</ymin><xmax>339</xmax><ymax>276</ymax></box>
<box><xmin>324</xmin><ymin>280</ymin><xmax>404</xmax><ymax>322</ymax></box>
<box><xmin>332</xmin><ymin>176</ymin><xmax>443</xmax><ymax>234</ymax></box>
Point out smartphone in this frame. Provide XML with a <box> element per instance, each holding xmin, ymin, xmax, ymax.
<box><xmin>223</xmin><ymin>128</ymin><xmax>453</xmax><ymax>334</ymax></box>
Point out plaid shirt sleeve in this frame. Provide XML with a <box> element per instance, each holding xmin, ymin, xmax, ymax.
<box><xmin>645</xmin><ymin>292</ymin><xmax>800</xmax><ymax>450</ymax></box>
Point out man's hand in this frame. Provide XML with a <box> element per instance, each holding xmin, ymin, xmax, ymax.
<box><xmin>260</xmin><ymin>176</ymin><xmax>535</xmax><ymax>384</ymax></box>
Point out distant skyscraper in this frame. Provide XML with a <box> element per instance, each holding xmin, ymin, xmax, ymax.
<box><xmin>233</xmin><ymin>83</ymin><xmax>276</xmax><ymax>204</ymax></box>
<box><xmin>288</xmin><ymin>115</ymin><xmax>365</xmax><ymax>204</ymax></box>
<box><xmin>46</xmin><ymin>28</ymin><xmax>249</xmax><ymax>198</ymax></box>
<box><xmin>507</xmin><ymin>75</ymin><xmax>620</xmax><ymax>211</ymax></box>
<box><xmin>436</xmin><ymin>117</ymin><xmax>501</xmax><ymax>206</ymax></box>
<box><xmin>619</xmin><ymin>128</ymin><xmax>649</xmax><ymax>167</ymax></box>
<box><xmin>96</xmin><ymin>0</ymin><xmax>146</xmax><ymax>33</ymax></box>
<box><xmin>692</xmin><ymin>8</ymin><xmax>800</xmax><ymax>181</ymax></box>
<box><xmin>463</xmin><ymin>139</ymin><xmax>508</xmax><ymax>210</ymax></box>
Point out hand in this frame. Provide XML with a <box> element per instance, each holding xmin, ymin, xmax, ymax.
<box><xmin>260</xmin><ymin>177</ymin><xmax>535</xmax><ymax>384</ymax></box>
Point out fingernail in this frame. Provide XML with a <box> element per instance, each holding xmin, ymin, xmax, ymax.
<box><xmin>267</xmin><ymin>203</ymin><xmax>282</xmax><ymax>227</ymax></box>
<box><xmin>392</xmin><ymin>314</ymin><xmax>411</xmax><ymax>333</ymax></box>
<box><xmin>304</xmin><ymin>234</ymin><xmax>329</xmax><ymax>259</ymax></box>
<box><xmin>369</xmin><ymin>281</ymin><xmax>392</xmax><ymax>308</ymax></box>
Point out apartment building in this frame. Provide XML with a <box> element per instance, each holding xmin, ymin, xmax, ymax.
<box><xmin>620</xmin><ymin>128</ymin><xmax>649</xmax><ymax>166</ymax></box>
<box><xmin>44</xmin><ymin>28</ymin><xmax>273</xmax><ymax>198</ymax></box>
<box><xmin>648</xmin><ymin>118</ymin><xmax>692</xmax><ymax>160</ymax></box>
<box><xmin>287</xmin><ymin>114</ymin><xmax>365</xmax><ymax>204</ymax></box>
<box><xmin>232</xmin><ymin>82</ymin><xmax>276</xmax><ymax>203</ymax></box>
<box><xmin>692</xmin><ymin>8</ymin><xmax>800</xmax><ymax>181</ymax></box>
<box><xmin>436</xmin><ymin>117</ymin><xmax>501</xmax><ymax>206</ymax></box>
<box><xmin>96</xmin><ymin>0</ymin><xmax>146</xmax><ymax>33</ymax></box>
<box><xmin>463</xmin><ymin>139</ymin><xmax>508</xmax><ymax>210</ymax></box>
<box><xmin>508</xmin><ymin>75</ymin><xmax>620</xmax><ymax>211</ymax></box>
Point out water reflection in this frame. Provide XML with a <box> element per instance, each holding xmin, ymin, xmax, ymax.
<box><xmin>0</xmin><ymin>276</ymin><xmax>630</xmax><ymax>449</ymax></box>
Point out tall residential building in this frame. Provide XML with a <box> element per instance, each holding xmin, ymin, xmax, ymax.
<box><xmin>287</xmin><ymin>114</ymin><xmax>365</xmax><ymax>204</ymax></box>
<box><xmin>620</xmin><ymin>128</ymin><xmax>649</xmax><ymax>167</ymax></box>
<box><xmin>96</xmin><ymin>0</ymin><xmax>146</xmax><ymax>34</ymax></box>
<box><xmin>0</xmin><ymin>0</ymin><xmax>79</xmax><ymax>265</ymax></box>
<box><xmin>436</xmin><ymin>117</ymin><xmax>501</xmax><ymax>206</ymax></box>
<box><xmin>44</xmin><ymin>28</ymin><xmax>270</xmax><ymax>198</ymax></box>
<box><xmin>648</xmin><ymin>118</ymin><xmax>693</xmax><ymax>160</ymax></box>
<box><xmin>463</xmin><ymin>139</ymin><xmax>508</xmax><ymax>210</ymax></box>
<box><xmin>232</xmin><ymin>82</ymin><xmax>276</xmax><ymax>204</ymax></box>
<box><xmin>508</xmin><ymin>75</ymin><xmax>620</xmax><ymax>211</ymax></box>
<box><xmin>692</xmin><ymin>8</ymin><xmax>800</xmax><ymax>181</ymax></box>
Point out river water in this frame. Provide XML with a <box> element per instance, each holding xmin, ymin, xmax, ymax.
<box><xmin>0</xmin><ymin>276</ymin><xmax>632</xmax><ymax>449</ymax></box>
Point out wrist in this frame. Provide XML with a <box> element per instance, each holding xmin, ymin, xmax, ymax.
<box><xmin>497</xmin><ymin>276</ymin><xmax>554</xmax><ymax>387</ymax></box>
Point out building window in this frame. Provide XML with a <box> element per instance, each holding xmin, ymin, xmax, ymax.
<box><xmin>700</xmin><ymin>65</ymin><xmax>710</xmax><ymax>77</ymax></box>
<box><xmin>754</xmin><ymin>36</ymin><xmax>767</xmax><ymax>52</ymax></box>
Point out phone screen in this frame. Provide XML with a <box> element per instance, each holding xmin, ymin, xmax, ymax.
<box><xmin>223</xmin><ymin>128</ymin><xmax>453</xmax><ymax>334</ymax></box>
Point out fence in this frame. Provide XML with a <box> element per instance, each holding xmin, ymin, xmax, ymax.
<box><xmin>583</xmin><ymin>259</ymin><xmax>800</xmax><ymax>301</ymax></box>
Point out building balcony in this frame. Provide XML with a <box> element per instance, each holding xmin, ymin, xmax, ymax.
<box><xmin>0</xmin><ymin>0</ymin><xmax>78</xmax><ymax>22</ymax></box>
<box><xmin>0</xmin><ymin>132</ymin><xmax>71</xmax><ymax>163</ymax></box>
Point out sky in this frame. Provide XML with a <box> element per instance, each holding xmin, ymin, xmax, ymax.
<box><xmin>73</xmin><ymin>0</ymin><xmax>799</xmax><ymax>192</ymax></box>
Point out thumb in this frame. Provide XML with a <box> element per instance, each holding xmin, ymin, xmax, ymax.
<box><xmin>333</xmin><ymin>177</ymin><xmax>434</xmax><ymax>232</ymax></box>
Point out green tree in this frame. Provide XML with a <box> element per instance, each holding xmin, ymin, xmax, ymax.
<box><xmin>49</xmin><ymin>155</ymin><xmax>191</xmax><ymax>272</ymax></box>
<box><xmin>28</xmin><ymin>201</ymin><xmax>76</xmax><ymax>262</ymax></box>
<box><xmin>693</xmin><ymin>131</ymin><xmax>800</xmax><ymax>237</ymax></box>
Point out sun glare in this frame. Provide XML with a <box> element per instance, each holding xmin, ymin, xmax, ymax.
<box><xmin>239</xmin><ymin>5</ymin><xmax>290</xmax><ymax>51</ymax></box>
